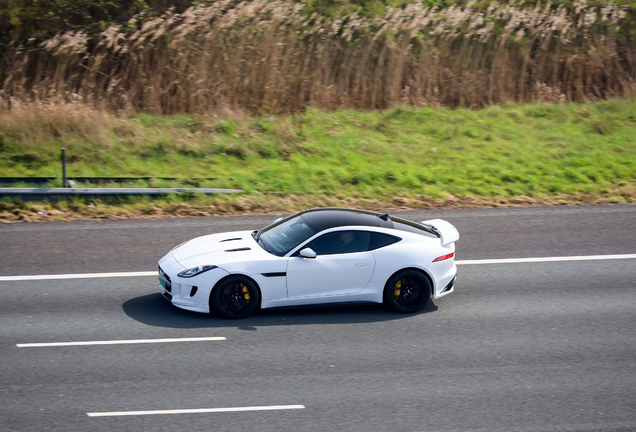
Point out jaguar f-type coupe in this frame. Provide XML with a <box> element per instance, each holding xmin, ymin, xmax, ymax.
<box><xmin>158</xmin><ymin>208</ymin><xmax>459</xmax><ymax>318</ymax></box>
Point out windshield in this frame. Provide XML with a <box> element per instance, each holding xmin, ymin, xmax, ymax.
<box><xmin>258</xmin><ymin>215</ymin><xmax>317</xmax><ymax>256</ymax></box>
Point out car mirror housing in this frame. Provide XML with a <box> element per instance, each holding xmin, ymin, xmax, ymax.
<box><xmin>299</xmin><ymin>248</ymin><xmax>317</xmax><ymax>259</ymax></box>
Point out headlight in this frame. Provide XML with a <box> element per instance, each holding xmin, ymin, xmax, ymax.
<box><xmin>178</xmin><ymin>265</ymin><xmax>217</xmax><ymax>278</ymax></box>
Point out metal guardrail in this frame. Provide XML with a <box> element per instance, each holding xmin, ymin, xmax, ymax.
<box><xmin>0</xmin><ymin>187</ymin><xmax>242</xmax><ymax>201</ymax></box>
<box><xmin>0</xmin><ymin>177</ymin><xmax>218</xmax><ymax>186</ymax></box>
<box><xmin>2</xmin><ymin>149</ymin><xmax>234</xmax><ymax>200</ymax></box>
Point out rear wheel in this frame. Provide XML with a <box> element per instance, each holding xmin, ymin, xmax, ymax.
<box><xmin>384</xmin><ymin>270</ymin><xmax>431</xmax><ymax>313</ymax></box>
<box><xmin>211</xmin><ymin>276</ymin><xmax>260</xmax><ymax>319</ymax></box>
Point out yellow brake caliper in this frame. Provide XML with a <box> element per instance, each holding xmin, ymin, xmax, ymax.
<box><xmin>394</xmin><ymin>280</ymin><xmax>401</xmax><ymax>299</ymax></box>
<box><xmin>241</xmin><ymin>283</ymin><xmax>250</xmax><ymax>303</ymax></box>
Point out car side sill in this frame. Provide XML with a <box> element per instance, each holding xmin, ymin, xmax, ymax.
<box><xmin>264</xmin><ymin>301</ymin><xmax>380</xmax><ymax>310</ymax></box>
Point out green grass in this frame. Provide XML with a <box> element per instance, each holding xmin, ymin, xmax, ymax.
<box><xmin>1</xmin><ymin>99</ymin><xmax>636</xmax><ymax>210</ymax></box>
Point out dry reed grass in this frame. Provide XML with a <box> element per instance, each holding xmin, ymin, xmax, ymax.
<box><xmin>1</xmin><ymin>98</ymin><xmax>110</xmax><ymax>144</ymax></box>
<box><xmin>0</xmin><ymin>97</ymin><xmax>143</xmax><ymax>157</ymax></box>
<box><xmin>1</xmin><ymin>0</ymin><xmax>634</xmax><ymax>113</ymax></box>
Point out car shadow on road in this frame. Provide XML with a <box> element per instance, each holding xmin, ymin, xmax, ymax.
<box><xmin>122</xmin><ymin>292</ymin><xmax>438</xmax><ymax>329</ymax></box>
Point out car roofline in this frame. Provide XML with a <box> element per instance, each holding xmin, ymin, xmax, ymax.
<box><xmin>261</xmin><ymin>207</ymin><xmax>438</xmax><ymax>238</ymax></box>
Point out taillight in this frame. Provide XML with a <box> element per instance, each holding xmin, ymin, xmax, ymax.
<box><xmin>433</xmin><ymin>252</ymin><xmax>454</xmax><ymax>262</ymax></box>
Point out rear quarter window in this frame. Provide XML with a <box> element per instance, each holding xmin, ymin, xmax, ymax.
<box><xmin>369</xmin><ymin>232</ymin><xmax>401</xmax><ymax>250</ymax></box>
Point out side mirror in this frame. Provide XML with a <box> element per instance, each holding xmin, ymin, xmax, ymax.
<box><xmin>299</xmin><ymin>248</ymin><xmax>317</xmax><ymax>259</ymax></box>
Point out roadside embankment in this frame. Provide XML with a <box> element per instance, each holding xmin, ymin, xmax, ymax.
<box><xmin>1</xmin><ymin>100</ymin><xmax>635</xmax><ymax>222</ymax></box>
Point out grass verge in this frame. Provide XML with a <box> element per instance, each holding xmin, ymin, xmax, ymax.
<box><xmin>1</xmin><ymin>99</ymin><xmax>635</xmax><ymax>222</ymax></box>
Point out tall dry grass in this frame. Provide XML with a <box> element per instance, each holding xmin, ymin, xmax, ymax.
<box><xmin>1</xmin><ymin>0</ymin><xmax>634</xmax><ymax>114</ymax></box>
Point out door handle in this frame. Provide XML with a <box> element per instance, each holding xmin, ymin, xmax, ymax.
<box><xmin>355</xmin><ymin>263</ymin><xmax>367</xmax><ymax>267</ymax></box>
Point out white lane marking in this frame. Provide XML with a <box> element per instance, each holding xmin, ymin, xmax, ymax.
<box><xmin>17</xmin><ymin>337</ymin><xmax>226</xmax><ymax>348</ymax></box>
<box><xmin>1</xmin><ymin>253</ymin><xmax>636</xmax><ymax>282</ymax></box>
<box><xmin>456</xmin><ymin>254</ymin><xmax>636</xmax><ymax>265</ymax></box>
<box><xmin>87</xmin><ymin>405</ymin><xmax>306</xmax><ymax>417</ymax></box>
<box><xmin>0</xmin><ymin>271</ymin><xmax>155</xmax><ymax>282</ymax></box>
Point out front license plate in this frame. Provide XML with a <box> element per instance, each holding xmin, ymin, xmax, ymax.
<box><xmin>159</xmin><ymin>276</ymin><xmax>167</xmax><ymax>288</ymax></box>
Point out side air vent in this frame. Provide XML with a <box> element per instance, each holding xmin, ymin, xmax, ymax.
<box><xmin>262</xmin><ymin>272</ymin><xmax>287</xmax><ymax>278</ymax></box>
<box><xmin>220</xmin><ymin>238</ymin><xmax>242</xmax><ymax>242</ymax></box>
<box><xmin>225</xmin><ymin>247</ymin><xmax>251</xmax><ymax>252</ymax></box>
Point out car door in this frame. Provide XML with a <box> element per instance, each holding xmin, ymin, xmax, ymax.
<box><xmin>286</xmin><ymin>230</ymin><xmax>375</xmax><ymax>299</ymax></box>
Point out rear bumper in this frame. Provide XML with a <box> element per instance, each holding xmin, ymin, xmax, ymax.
<box><xmin>434</xmin><ymin>276</ymin><xmax>455</xmax><ymax>299</ymax></box>
<box><xmin>432</xmin><ymin>262</ymin><xmax>457</xmax><ymax>300</ymax></box>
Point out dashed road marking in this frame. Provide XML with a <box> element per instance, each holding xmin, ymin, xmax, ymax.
<box><xmin>0</xmin><ymin>271</ymin><xmax>155</xmax><ymax>282</ymax></box>
<box><xmin>456</xmin><ymin>254</ymin><xmax>636</xmax><ymax>265</ymax></box>
<box><xmin>17</xmin><ymin>336</ymin><xmax>226</xmax><ymax>348</ymax></box>
<box><xmin>87</xmin><ymin>405</ymin><xmax>306</xmax><ymax>417</ymax></box>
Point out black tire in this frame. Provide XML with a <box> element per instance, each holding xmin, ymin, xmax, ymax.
<box><xmin>211</xmin><ymin>276</ymin><xmax>260</xmax><ymax>319</ymax></box>
<box><xmin>384</xmin><ymin>270</ymin><xmax>431</xmax><ymax>314</ymax></box>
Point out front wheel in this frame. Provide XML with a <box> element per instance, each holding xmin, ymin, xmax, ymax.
<box><xmin>211</xmin><ymin>276</ymin><xmax>260</xmax><ymax>319</ymax></box>
<box><xmin>384</xmin><ymin>270</ymin><xmax>431</xmax><ymax>314</ymax></box>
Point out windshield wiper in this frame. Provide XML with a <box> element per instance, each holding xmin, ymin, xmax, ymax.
<box><xmin>252</xmin><ymin>229</ymin><xmax>272</xmax><ymax>253</ymax></box>
<box><xmin>258</xmin><ymin>237</ymin><xmax>272</xmax><ymax>253</ymax></box>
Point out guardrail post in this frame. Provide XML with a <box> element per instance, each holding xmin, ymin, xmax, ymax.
<box><xmin>61</xmin><ymin>148</ymin><xmax>67</xmax><ymax>188</ymax></box>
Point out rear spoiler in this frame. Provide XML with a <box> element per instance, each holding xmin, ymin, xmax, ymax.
<box><xmin>421</xmin><ymin>219</ymin><xmax>459</xmax><ymax>246</ymax></box>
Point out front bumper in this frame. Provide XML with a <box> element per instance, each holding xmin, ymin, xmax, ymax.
<box><xmin>157</xmin><ymin>254</ymin><xmax>228</xmax><ymax>314</ymax></box>
<box><xmin>158</xmin><ymin>282</ymin><xmax>210</xmax><ymax>313</ymax></box>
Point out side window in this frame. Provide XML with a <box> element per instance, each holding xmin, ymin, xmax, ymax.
<box><xmin>306</xmin><ymin>231</ymin><xmax>371</xmax><ymax>255</ymax></box>
<box><xmin>368</xmin><ymin>232</ymin><xmax>401</xmax><ymax>250</ymax></box>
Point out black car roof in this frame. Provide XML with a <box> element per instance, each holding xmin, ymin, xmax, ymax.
<box><xmin>262</xmin><ymin>208</ymin><xmax>439</xmax><ymax>239</ymax></box>
<box><xmin>300</xmin><ymin>208</ymin><xmax>393</xmax><ymax>232</ymax></box>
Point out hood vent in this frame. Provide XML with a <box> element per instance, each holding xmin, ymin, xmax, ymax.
<box><xmin>220</xmin><ymin>238</ymin><xmax>242</xmax><ymax>242</ymax></box>
<box><xmin>225</xmin><ymin>247</ymin><xmax>251</xmax><ymax>252</ymax></box>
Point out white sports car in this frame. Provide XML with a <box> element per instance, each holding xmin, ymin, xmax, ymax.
<box><xmin>158</xmin><ymin>208</ymin><xmax>459</xmax><ymax>319</ymax></box>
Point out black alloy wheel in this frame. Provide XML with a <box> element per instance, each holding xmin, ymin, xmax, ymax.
<box><xmin>211</xmin><ymin>276</ymin><xmax>260</xmax><ymax>319</ymax></box>
<box><xmin>384</xmin><ymin>270</ymin><xmax>431</xmax><ymax>313</ymax></box>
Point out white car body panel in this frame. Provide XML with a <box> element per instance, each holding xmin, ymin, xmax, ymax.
<box><xmin>157</xmin><ymin>209</ymin><xmax>459</xmax><ymax>315</ymax></box>
<box><xmin>286</xmin><ymin>251</ymin><xmax>375</xmax><ymax>298</ymax></box>
<box><xmin>171</xmin><ymin>231</ymin><xmax>268</xmax><ymax>269</ymax></box>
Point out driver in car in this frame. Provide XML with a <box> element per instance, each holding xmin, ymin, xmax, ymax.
<box><xmin>336</xmin><ymin>232</ymin><xmax>357</xmax><ymax>254</ymax></box>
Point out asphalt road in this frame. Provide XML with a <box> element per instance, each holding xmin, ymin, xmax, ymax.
<box><xmin>1</xmin><ymin>204</ymin><xmax>635</xmax><ymax>432</ymax></box>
